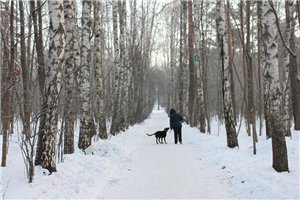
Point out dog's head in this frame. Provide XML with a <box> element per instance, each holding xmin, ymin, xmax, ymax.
<box><xmin>164</xmin><ymin>127</ymin><xmax>170</xmax><ymax>132</ymax></box>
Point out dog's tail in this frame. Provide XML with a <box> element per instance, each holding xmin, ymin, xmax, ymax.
<box><xmin>146</xmin><ymin>133</ymin><xmax>155</xmax><ymax>136</ymax></box>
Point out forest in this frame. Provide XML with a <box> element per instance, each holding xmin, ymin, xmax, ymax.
<box><xmin>1</xmin><ymin>0</ymin><xmax>299</xmax><ymax>184</ymax></box>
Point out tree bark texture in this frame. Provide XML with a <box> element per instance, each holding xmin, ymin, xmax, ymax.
<box><xmin>245</xmin><ymin>1</ymin><xmax>257</xmax><ymax>153</ymax></box>
<box><xmin>289</xmin><ymin>1</ymin><xmax>300</xmax><ymax>130</ymax></box>
<box><xmin>33</xmin><ymin>0</ymin><xmax>47</xmax><ymax>165</ymax></box>
<box><xmin>178</xmin><ymin>0</ymin><xmax>187</xmax><ymax>116</ymax></box>
<box><xmin>261</xmin><ymin>0</ymin><xmax>288</xmax><ymax>172</ymax></box>
<box><xmin>1</xmin><ymin>0</ymin><xmax>13</xmax><ymax>167</ymax></box>
<box><xmin>78</xmin><ymin>0</ymin><xmax>95</xmax><ymax>150</ymax></box>
<box><xmin>282</xmin><ymin>0</ymin><xmax>292</xmax><ymax>136</ymax></box>
<box><xmin>193</xmin><ymin>0</ymin><xmax>206</xmax><ymax>133</ymax></box>
<box><xmin>93</xmin><ymin>1</ymin><xmax>107</xmax><ymax>139</ymax></box>
<box><xmin>110</xmin><ymin>0</ymin><xmax>121</xmax><ymax>135</ymax></box>
<box><xmin>63</xmin><ymin>0</ymin><xmax>76</xmax><ymax>153</ymax></box>
<box><xmin>187</xmin><ymin>0</ymin><xmax>197</xmax><ymax>126</ymax></box>
<box><xmin>216</xmin><ymin>0</ymin><xmax>238</xmax><ymax>148</ymax></box>
<box><xmin>39</xmin><ymin>0</ymin><xmax>65</xmax><ymax>173</ymax></box>
<box><xmin>20</xmin><ymin>0</ymin><xmax>31</xmax><ymax>140</ymax></box>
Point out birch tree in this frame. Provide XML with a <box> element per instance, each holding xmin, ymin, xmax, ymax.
<box><xmin>178</xmin><ymin>0</ymin><xmax>187</xmax><ymax>115</ymax></box>
<box><xmin>127</xmin><ymin>0</ymin><xmax>137</xmax><ymax>125</ymax></box>
<box><xmin>93</xmin><ymin>1</ymin><xmax>107</xmax><ymax>139</ymax></box>
<box><xmin>245</xmin><ymin>1</ymin><xmax>257</xmax><ymax>154</ymax></box>
<box><xmin>170</xmin><ymin>13</ymin><xmax>176</xmax><ymax>111</ymax></box>
<box><xmin>216</xmin><ymin>0</ymin><xmax>238</xmax><ymax>148</ymax></box>
<box><xmin>118</xmin><ymin>0</ymin><xmax>128</xmax><ymax>131</ymax></box>
<box><xmin>257</xmin><ymin>1</ymin><xmax>264</xmax><ymax>136</ymax></box>
<box><xmin>289</xmin><ymin>1</ymin><xmax>300</xmax><ymax>130</ymax></box>
<box><xmin>34</xmin><ymin>0</ymin><xmax>47</xmax><ymax>165</ymax></box>
<box><xmin>1</xmin><ymin>0</ymin><xmax>12</xmax><ymax>167</ymax></box>
<box><xmin>78</xmin><ymin>0</ymin><xmax>95</xmax><ymax>150</ymax></box>
<box><xmin>63</xmin><ymin>0</ymin><xmax>76</xmax><ymax>153</ymax></box>
<box><xmin>20</xmin><ymin>0</ymin><xmax>30</xmax><ymax>140</ymax></box>
<box><xmin>187</xmin><ymin>0</ymin><xmax>197</xmax><ymax>126</ymax></box>
<box><xmin>110</xmin><ymin>0</ymin><xmax>121</xmax><ymax>135</ymax></box>
<box><xmin>39</xmin><ymin>0</ymin><xmax>65</xmax><ymax>173</ymax></box>
<box><xmin>261</xmin><ymin>0</ymin><xmax>288</xmax><ymax>172</ymax></box>
<box><xmin>19</xmin><ymin>0</ymin><xmax>35</xmax><ymax>182</ymax></box>
<box><xmin>194</xmin><ymin>0</ymin><xmax>210</xmax><ymax>133</ymax></box>
<box><xmin>282</xmin><ymin>0</ymin><xmax>292</xmax><ymax>136</ymax></box>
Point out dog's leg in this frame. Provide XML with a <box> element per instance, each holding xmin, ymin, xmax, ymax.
<box><xmin>164</xmin><ymin>137</ymin><xmax>167</xmax><ymax>144</ymax></box>
<box><xmin>156</xmin><ymin>137</ymin><xmax>159</xmax><ymax>144</ymax></box>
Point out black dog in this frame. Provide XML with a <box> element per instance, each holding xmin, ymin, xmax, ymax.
<box><xmin>146</xmin><ymin>128</ymin><xmax>170</xmax><ymax>144</ymax></box>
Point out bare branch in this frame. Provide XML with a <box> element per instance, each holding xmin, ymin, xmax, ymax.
<box><xmin>268</xmin><ymin>0</ymin><xmax>296</xmax><ymax>58</ymax></box>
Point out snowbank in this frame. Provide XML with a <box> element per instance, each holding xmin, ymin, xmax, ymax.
<box><xmin>1</xmin><ymin>109</ymin><xmax>299</xmax><ymax>199</ymax></box>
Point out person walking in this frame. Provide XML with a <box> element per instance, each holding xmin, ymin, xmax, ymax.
<box><xmin>169</xmin><ymin>108</ymin><xmax>183</xmax><ymax>144</ymax></box>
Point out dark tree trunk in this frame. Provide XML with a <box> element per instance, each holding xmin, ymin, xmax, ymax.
<box><xmin>188</xmin><ymin>0</ymin><xmax>197</xmax><ymax>126</ymax></box>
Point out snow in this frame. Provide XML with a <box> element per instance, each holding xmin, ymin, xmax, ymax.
<box><xmin>1</xmin><ymin>108</ymin><xmax>299</xmax><ymax>199</ymax></box>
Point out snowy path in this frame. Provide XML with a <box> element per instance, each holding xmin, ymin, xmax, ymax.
<box><xmin>101</xmin><ymin>109</ymin><xmax>236</xmax><ymax>199</ymax></box>
<box><xmin>3</xmin><ymin>108</ymin><xmax>298</xmax><ymax>199</ymax></box>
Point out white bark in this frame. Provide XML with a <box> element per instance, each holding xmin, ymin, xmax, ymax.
<box><xmin>282</xmin><ymin>0</ymin><xmax>292</xmax><ymax>136</ymax></box>
<box><xmin>63</xmin><ymin>0</ymin><xmax>76</xmax><ymax>153</ymax></box>
<box><xmin>110</xmin><ymin>0</ymin><xmax>121</xmax><ymax>135</ymax></box>
<box><xmin>194</xmin><ymin>0</ymin><xmax>206</xmax><ymax>133</ymax></box>
<box><xmin>261</xmin><ymin>0</ymin><xmax>288</xmax><ymax>172</ymax></box>
<box><xmin>179</xmin><ymin>1</ymin><xmax>187</xmax><ymax>115</ymax></box>
<box><xmin>182</xmin><ymin>1</ymin><xmax>189</xmax><ymax>117</ymax></box>
<box><xmin>78</xmin><ymin>0</ymin><xmax>94</xmax><ymax>150</ymax></box>
<box><xmin>118</xmin><ymin>0</ymin><xmax>128</xmax><ymax>131</ymax></box>
<box><xmin>93</xmin><ymin>1</ymin><xmax>107</xmax><ymax>139</ymax></box>
<box><xmin>216</xmin><ymin>0</ymin><xmax>238</xmax><ymax>148</ymax></box>
<box><xmin>41</xmin><ymin>0</ymin><xmax>65</xmax><ymax>172</ymax></box>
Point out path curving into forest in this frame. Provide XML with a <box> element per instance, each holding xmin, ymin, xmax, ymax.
<box><xmin>101</xmin><ymin>109</ymin><xmax>236</xmax><ymax>199</ymax></box>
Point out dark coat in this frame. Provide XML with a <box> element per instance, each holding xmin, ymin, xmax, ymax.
<box><xmin>169</xmin><ymin>109</ymin><xmax>183</xmax><ymax>130</ymax></box>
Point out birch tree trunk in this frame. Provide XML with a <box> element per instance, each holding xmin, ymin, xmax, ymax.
<box><xmin>110</xmin><ymin>0</ymin><xmax>121</xmax><ymax>135</ymax></box>
<box><xmin>178</xmin><ymin>0</ymin><xmax>187</xmax><ymax>115</ymax></box>
<box><xmin>63</xmin><ymin>0</ymin><xmax>76</xmax><ymax>153</ymax></box>
<box><xmin>289</xmin><ymin>2</ymin><xmax>300</xmax><ymax>130</ymax></box>
<box><xmin>282</xmin><ymin>0</ymin><xmax>292</xmax><ymax>136</ymax></box>
<box><xmin>36</xmin><ymin>0</ymin><xmax>46</xmax><ymax>96</ymax></box>
<box><xmin>201</xmin><ymin>1</ymin><xmax>211</xmax><ymax>133</ymax></box>
<box><xmin>78</xmin><ymin>0</ymin><xmax>95</xmax><ymax>150</ymax></box>
<box><xmin>118</xmin><ymin>0</ymin><xmax>128</xmax><ymax>131</ymax></box>
<box><xmin>20</xmin><ymin>0</ymin><xmax>31</xmax><ymax>141</ymax></box>
<box><xmin>239</xmin><ymin>1</ymin><xmax>252</xmax><ymax>137</ymax></box>
<box><xmin>261</xmin><ymin>0</ymin><xmax>288</xmax><ymax>172</ymax></box>
<box><xmin>169</xmin><ymin>13</ymin><xmax>176</xmax><ymax>111</ymax></box>
<box><xmin>245</xmin><ymin>1</ymin><xmax>257</xmax><ymax>154</ymax></box>
<box><xmin>20</xmin><ymin>0</ymin><xmax>34</xmax><ymax>182</ymax></box>
<box><xmin>39</xmin><ymin>0</ymin><xmax>65</xmax><ymax>173</ymax></box>
<box><xmin>226</xmin><ymin>0</ymin><xmax>236</xmax><ymax>127</ymax></box>
<box><xmin>93</xmin><ymin>1</ymin><xmax>107</xmax><ymax>139</ymax></box>
<box><xmin>127</xmin><ymin>0</ymin><xmax>137</xmax><ymax>126</ymax></box>
<box><xmin>182</xmin><ymin>1</ymin><xmax>189</xmax><ymax>118</ymax></box>
<box><xmin>1</xmin><ymin>0</ymin><xmax>11</xmax><ymax>167</ymax></box>
<box><xmin>34</xmin><ymin>0</ymin><xmax>47</xmax><ymax>165</ymax></box>
<box><xmin>187</xmin><ymin>0</ymin><xmax>197</xmax><ymax>126</ymax></box>
<box><xmin>193</xmin><ymin>0</ymin><xmax>206</xmax><ymax>133</ymax></box>
<box><xmin>216</xmin><ymin>0</ymin><xmax>238</xmax><ymax>148</ymax></box>
<box><xmin>257</xmin><ymin>1</ymin><xmax>263</xmax><ymax>137</ymax></box>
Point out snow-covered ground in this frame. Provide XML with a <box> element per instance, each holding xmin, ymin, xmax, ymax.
<box><xmin>1</xmin><ymin>108</ymin><xmax>299</xmax><ymax>199</ymax></box>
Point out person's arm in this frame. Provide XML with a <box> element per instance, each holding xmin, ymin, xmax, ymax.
<box><xmin>170</xmin><ymin>116</ymin><xmax>174</xmax><ymax>130</ymax></box>
<box><xmin>179</xmin><ymin>114</ymin><xmax>183</xmax><ymax>122</ymax></box>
